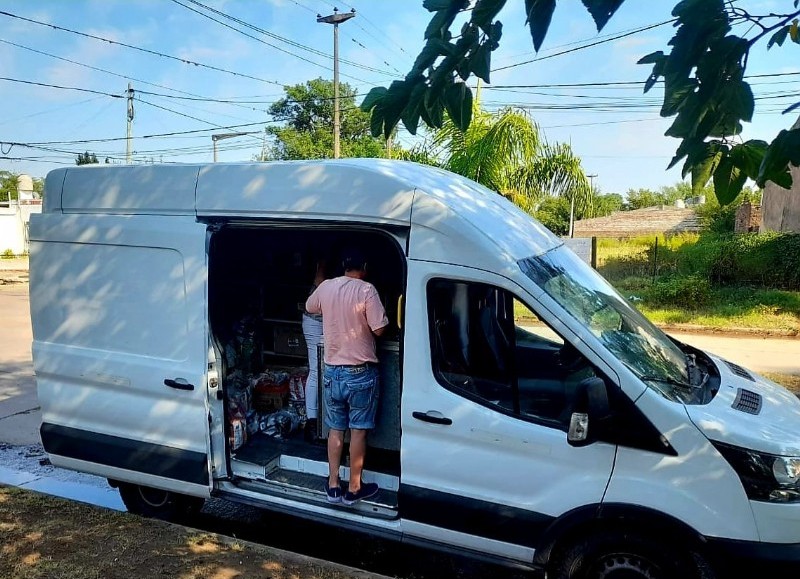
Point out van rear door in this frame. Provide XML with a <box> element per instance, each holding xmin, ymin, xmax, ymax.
<box><xmin>30</xmin><ymin>213</ymin><xmax>212</xmax><ymax>497</ymax></box>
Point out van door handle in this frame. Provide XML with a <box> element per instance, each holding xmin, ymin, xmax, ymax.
<box><xmin>412</xmin><ymin>411</ymin><xmax>452</xmax><ymax>426</ymax></box>
<box><xmin>164</xmin><ymin>378</ymin><xmax>194</xmax><ymax>391</ymax></box>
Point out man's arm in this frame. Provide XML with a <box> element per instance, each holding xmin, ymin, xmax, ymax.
<box><xmin>365</xmin><ymin>285</ymin><xmax>389</xmax><ymax>336</ymax></box>
<box><xmin>305</xmin><ymin>286</ymin><xmax>322</xmax><ymax>315</ymax></box>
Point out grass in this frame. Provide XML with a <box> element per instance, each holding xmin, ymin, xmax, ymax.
<box><xmin>0</xmin><ymin>487</ymin><xmax>360</xmax><ymax>579</ymax></box>
<box><xmin>596</xmin><ymin>236</ymin><xmax>800</xmax><ymax>335</ymax></box>
<box><xmin>764</xmin><ymin>373</ymin><xmax>800</xmax><ymax>394</ymax></box>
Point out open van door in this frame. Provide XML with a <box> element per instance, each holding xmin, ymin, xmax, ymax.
<box><xmin>31</xmin><ymin>213</ymin><xmax>214</xmax><ymax>499</ymax></box>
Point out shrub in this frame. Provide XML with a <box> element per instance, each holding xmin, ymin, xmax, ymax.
<box><xmin>646</xmin><ymin>275</ymin><xmax>711</xmax><ymax>309</ymax></box>
<box><xmin>1</xmin><ymin>249</ymin><xmax>15</xmax><ymax>259</ymax></box>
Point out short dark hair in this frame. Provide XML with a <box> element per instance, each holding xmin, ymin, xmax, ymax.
<box><xmin>341</xmin><ymin>247</ymin><xmax>367</xmax><ymax>271</ymax></box>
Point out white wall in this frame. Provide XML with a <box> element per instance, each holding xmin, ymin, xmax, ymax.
<box><xmin>0</xmin><ymin>204</ymin><xmax>42</xmax><ymax>255</ymax></box>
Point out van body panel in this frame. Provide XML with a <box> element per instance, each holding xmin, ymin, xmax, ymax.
<box><xmin>29</xmin><ymin>213</ymin><xmax>212</xmax><ymax>493</ymax></box>
<box><xmin>603</xmin><ymin>388</ymin><xmax>759</xmax><ymax>541</ymax></box>
<box><xmin>43</xmin><ymin>168</ymin><xmax>67</xmax><ymax>213</ymax></box>
<box><xmin>751</xmin><ymin>501</ymin><xmax>800</xmax><ymax>543</ymax></box>
<box><xmin>60</xmin><ymin>165</ymin><xmax>200</xmax><ymax>215</ymax></box>
<box><xmin>401</xmin><ymin>260</ymin><xmax>616</xmax><ymax>550</ymax></box>
<box><xmin>408</xmin><ymin>172</ymin><xmax>561</xmax><ymax>269</ymax></box>
<box><xmin>195</xmin><ymin>162</ymin><xmax>414</xmax><ymax>225</ymax></box>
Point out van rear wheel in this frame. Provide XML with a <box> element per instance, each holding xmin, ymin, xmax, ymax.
<box><xmin>117</xmin><ymin>483</ymin><xmax>204</xmax><ymax>521</ymax></box>
<box><xmin>547</xmin><ymin>529</ymin><xmax>714</xmax><ymax>579</ymax></box>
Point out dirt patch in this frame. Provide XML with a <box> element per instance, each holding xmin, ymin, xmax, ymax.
<box><xmin>0</xmin><ymin>486</ymin><xmax>383</xmax><ymax>579</ymax></box>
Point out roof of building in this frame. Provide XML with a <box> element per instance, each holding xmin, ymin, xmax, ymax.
<box><xmin>573</xmin><ymin>205</ymin><xmax>703</xmax><ymax>238</ymax></box>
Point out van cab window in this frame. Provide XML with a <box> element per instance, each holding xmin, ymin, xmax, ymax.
<box><xmin>427</xmin><ymin>279</ymin><xmax>596</xmax><ymax>429</ymax></box>
<box><xmin>518</xmin><ymin>246</ymin><xmax>715</xmax><ymax>404</ymax></box>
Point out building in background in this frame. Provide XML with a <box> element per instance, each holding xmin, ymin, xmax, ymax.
<box><xmin>761</xmin><ymin>115</ymin><xmax>800</xmax><ymax>234</ymax></box>
<box><xmin>0</xmin><ymin>174</ymin><xmax>42</xmax><ymax>255</ymax></box>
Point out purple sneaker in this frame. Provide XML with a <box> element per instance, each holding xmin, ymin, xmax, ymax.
<box><xmin>343</xmin><ymin>482</ymin><xmax>379</xmax><ymax>505</ymax></box>
<box><xmin>325</xmin><ymin>482</ymin><xmax>342</xmax><ymax>504</ymax></box>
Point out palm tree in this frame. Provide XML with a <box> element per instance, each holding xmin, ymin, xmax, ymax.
<box><xmin>430</xmin><ymin>106</ymin><xmax>592</xmax><ymax>217</ymax></box>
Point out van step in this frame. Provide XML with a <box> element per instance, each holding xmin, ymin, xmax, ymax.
<box><xmin>234</xmin><ymin>470</ymin><xmax>398</xmax><ymax>519</ymax></box>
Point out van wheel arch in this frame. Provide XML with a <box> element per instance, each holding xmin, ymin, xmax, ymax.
<box><xmin>535</xmin><ymin>504</ymin><xmax>715</xmax><ymax>578</ymax></box>
<box><xmin>115</xmin><ymin>481</ymin><xmax>205</xmax><ymax>521</ymax></box>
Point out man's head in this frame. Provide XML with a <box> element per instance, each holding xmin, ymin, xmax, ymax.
<box><xmin>342</xmin><ymin>247</ymin><xmax>367</xmax><ymax>276</ymax></box>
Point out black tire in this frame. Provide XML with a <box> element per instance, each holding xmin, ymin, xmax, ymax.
<box><xmin>117</xmin><ymin>483</ymin><xmax>205</xmax><ymax>521</ymax></box>
<box><xmin>547</xmin><ymin>529</ymin><xmax>714</xmax><ymax>579</ymax></box>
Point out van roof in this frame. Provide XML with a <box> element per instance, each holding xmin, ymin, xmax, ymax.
<box><xmin>45</xmin><ymin>159</ymin><xmax>561</xmax><ymax>265</ymax></box>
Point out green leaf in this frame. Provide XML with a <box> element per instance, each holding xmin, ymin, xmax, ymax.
<box><xmin>729</xmin><ymin>81</ymin><xmax>754</xmax><ymax>123</ymax></box>
<box><xmin>783</xmin><ymin>101</ymin><xmax>800</xmax><ymax>115</ymax></box>
<box><xmin>661</xmin><ymin>77</ymin><xmax>697</xmax><ymax>116</ymax></box>
<box><xmin>423</xmin><ymin>88</ymin><xmax>446</xmax><ymax>128</ymax></box>
<box><xmin>359</xmin><ymin>87</ymin><xmax>387</xmax><ymax>112</ymax></box>
<box><xmin>444</xmin><ymin>82</ymin><xmax>473</xmax><ymax>131</ymax></box>
<box><xmin>423</xmin><ymin>0</ymin><xmax>458</xmax><ymax>12</ymax></box>
<box><xmin>756</xmin><ymin>129</ymin><xmax>800</xmax><ymax>188</ymax></box>
<box><xmin>713</xmin><ymin>153</ymin><xmax>747</xmax><ymax>205</ymax></box>
<box><xmin>472</xmin><ymin>0</ymin><xmax>507</xmax><ymax>34</ymax></box>
<box><xmin>524</xmin><ymin>0</ymin><xmax>556</xmax><ymax>52</ymax></box>
<box><xmin>581</xmin><ymin>0</ymin><xmax>625</xmax><ymax>32</ymax></box>
<box><xmin>637</xmin><ymin>50</ymin><xmax>664</xmax><ymax>65</ymax></box>
<box><xmin>768</xmin><ymin>25</ymin><xmax>790</xmax><ymax>49</ymax></box>
<box><xmin>401</xmin><ymin>83</ymin><xmax>427</xmax><ymax>135</ymax></box>
<box><xmin>690</xmin><ymin>142</ymin><xmax>724</xmax><ymax>194</ymax></box>
<box><xmin>411</xmin><ymin>40</ymin><xmax>445</xmax><ymax>75</ymax></box>
<box><xmin>730</xmin><ymin>140</ymin><xmax>767</xmax><ymax>180</ymax></box>
<box><xmin>369</xmin><ymin>105</ymin><xmax>384</xmax><ymax>138</ymax></box>
<box><xmin>469</xmin><ymin>42</ymin><xmax>492</xmax><ymax>83</ymax></box>
<box><xmin>425</xmin><ymin>9</ymin><xmax>451</xmax><ymax>39</ymax></box>
<box><xmin>380</xmin><ymin>80</ymin><xmax>413</xmax><ymax>140</ymax></box>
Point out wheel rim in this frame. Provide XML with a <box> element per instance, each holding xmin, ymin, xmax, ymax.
<box><xmin>588</xmin><ymin>552</ymin><xmax>660</xmax><ymax>579</ymax></box>
<box><xmin>138</xmin><ymin>487</ymin><xmax>171</xmax><ymax>508</ymax></box>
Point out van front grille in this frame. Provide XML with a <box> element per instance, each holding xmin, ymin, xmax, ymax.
<box><xmin>732</xmin><ymin>388</ymin><xmax>762</xmax><ymax>415</ymax></box>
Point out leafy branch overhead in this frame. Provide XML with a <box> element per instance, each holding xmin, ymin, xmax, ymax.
<box><xmin>361</xmin><ymin>0</ymin><xmax>800</xmax><ymax>204</ymax></box>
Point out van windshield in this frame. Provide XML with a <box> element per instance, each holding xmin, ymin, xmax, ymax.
<box><xmin>519</xmin><ymin>246</ymin><xmax>692</xmax><ymax>401</ymax></box>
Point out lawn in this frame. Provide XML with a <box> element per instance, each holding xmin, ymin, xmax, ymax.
<box><xmin>0</xmin><ymin>486</ymin><xmax>367</xmax><ymax>579</ymax></box>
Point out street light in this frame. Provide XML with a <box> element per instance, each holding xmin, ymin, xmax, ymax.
<box><xmin>317</xmin><ymin>8</ymin><xmax>356</xmax><ymax>159</ymax></box>
<box><xmin>212</xmin><ymin>131</ymin><xmax>260</xmax><ymax>162</ymax></box>
<box><xmin>570</xmin><ymin>173</ymin><xmax>597</xmax><ymax>238</ymax></box>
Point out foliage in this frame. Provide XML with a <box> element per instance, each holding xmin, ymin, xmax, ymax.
<box><xmin>432</xmin><ymin>106</ymin><xmax>591</xmax><ymax>212</ymax></box>
<box><xmin>590</xmin><ymin>193</ymin><xmax>624</xmax><ymax>217</ymax></box>
<box><xmin>1</xmin><ymin>249</ymin><xmax>15</xmax><ymax>259</ymax></box>
<box><xmin>264</xmin><ymin>78</ymin><xmax>387</xmax><ymax>160</ymax></box>
<box><xmin>533</xmin><ymin>195</ymin><xmax>571</xmax><ymax>235</ymax></box>
<box><xmin>362</xmin><ymin>0</ymin><xmax>800</xmax><ymax>205</ymax></box>
<box><xmin>75</xmin><ymin>151</ymin><xmax>99</xmax><ymax>165</ymax></box>
<box><xmin>695</xmin><ymin>186</ymin><xmax>762</xmax><ymax>233</ymax></box>
<box><xmin>0</xmin><ymin>171</ymin><xmax>44</xmax><ymax>202</ymax></box>
<box><xmin>647</xmin><ymin>275</ymin><xmax>711</xmax><ymax>308</ymax></box>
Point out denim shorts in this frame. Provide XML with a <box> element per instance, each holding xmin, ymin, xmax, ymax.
<box><xmin>323</xmin><ymin>363</ymin><xmax>379</xmax><ymax>431</ymax></box>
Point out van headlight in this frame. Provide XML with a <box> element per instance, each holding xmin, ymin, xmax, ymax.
<box><xmin>712</xmin><ymin>441</ymin><xmax>800</xmax><ymax>503</ymax></box>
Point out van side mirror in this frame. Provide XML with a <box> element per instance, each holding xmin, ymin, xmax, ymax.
<box><xmin>567</xmin><ymin>377</ymin><xmax>611</xmax><ymax>447</ymax></box>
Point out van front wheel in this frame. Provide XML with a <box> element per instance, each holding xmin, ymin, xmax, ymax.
<box><xmin>548</xmin><ymin>530</ymin><xmax>714</xmax><ymax>579</ymax></box>
<box><xmin>117</xmin><ymin>483</ymin><xmax>204</xmax><ymax>521</ymax></box>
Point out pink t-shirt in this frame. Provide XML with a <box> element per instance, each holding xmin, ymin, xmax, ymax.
<box><xmin>305</xmin><ymin>276</ymin><xmax>388</xmax><ymax>365</ymax></box>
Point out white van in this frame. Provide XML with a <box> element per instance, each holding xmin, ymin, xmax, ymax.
<box><xmin>29</xmin><ymin>160</ymin><xmax>800</xmax><ymax>577</ymax></box>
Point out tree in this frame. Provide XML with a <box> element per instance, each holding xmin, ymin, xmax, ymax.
<box><xmin>361</xmin><ymin>0</ymin><xmax>800</xmax><ymax>204</ymax></box>
<box><xmin>76</xmin><ymin>151</ymin><xmax>99</xmax><ymax>165</ymax></box>
<box><xmin>591</xmin><ymin>193</ymin><xmax>624</xmax><ymax>217</ymax></box>
<box><xmin>0</xmin><ymin>171</ymin><xmax>19</xmax><ymax>202</ymax></box>
<box><xmin>264</xmin><ymin>78</ymin><xmax>387</xmax><ymax>160</ymax></box>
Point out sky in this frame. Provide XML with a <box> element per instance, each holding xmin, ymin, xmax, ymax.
<box><xmin>0</xmin><ymin>0</ymin><xmax>798</xmax><ymax>195</ymax></box>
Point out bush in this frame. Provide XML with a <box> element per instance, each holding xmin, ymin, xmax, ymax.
<box><xmin>646</xmin><ymin>275</ymin><xmax>711</xmax><ymax>309</ymax></box>
<box><xmin>1</xmin><ymin>249</ymin><xmax>15</xmax><ymax>259</ymax></box>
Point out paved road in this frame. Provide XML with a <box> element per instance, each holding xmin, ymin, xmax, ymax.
<box><xmin>1</xmin><ymin>281</ymin><xmax>798</xmax><ymax>447</ymax></box>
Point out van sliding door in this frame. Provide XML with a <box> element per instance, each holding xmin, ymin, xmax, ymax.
<box><xmin>31</xmin><ymin>214</ymin><xmax>212</xmax><ymax>497</ymax></box>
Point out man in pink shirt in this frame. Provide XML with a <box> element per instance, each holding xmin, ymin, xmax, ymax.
<box><xmin>305</xmin><ymin>248</ymin><xmax>388</xmax><ymax>505</ymax></box>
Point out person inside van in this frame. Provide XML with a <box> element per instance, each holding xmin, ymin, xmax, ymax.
<box><xmin>302</xmin><ymin>257</ymin><xmax>329</xmax><ymax>442</ymax></box>
<box><xmin>305</xmin><ymin>248</ymin><xmax>388</xmax><ymax>505</ymax></box>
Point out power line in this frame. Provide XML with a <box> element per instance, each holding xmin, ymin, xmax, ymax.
<box><xmin>0</xmin><ymin>37</ymin><xmax>273</xmax><ymax>115</ymax></box>
<box><xmin>0</xmin><ymin>9</ymin><xmax>286</xmax><ymax>87</ymax></box>
<box><xmin>0</xmin><ymin>76</ymin><xmax>125</xmax><ymax>98</ymax></box>
<box><xmin>493</xmin><ymin>19</ymin><xmax>675</xmax><ymax>72</ymax></box>
<box><xmin>173</xmin><ymin>0</ymin><xmax>396</xmax><ymax>79</ymax></box>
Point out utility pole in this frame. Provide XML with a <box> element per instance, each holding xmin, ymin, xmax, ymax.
<box><xmin>126</xmin><ymin>83</ymin><xmax>135</xmax><ymax>164</ymax></box>
<box><xmin>317</xmin><ymin>8</ymin><xmax>356</xmax><ymax>159</ymax></box>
